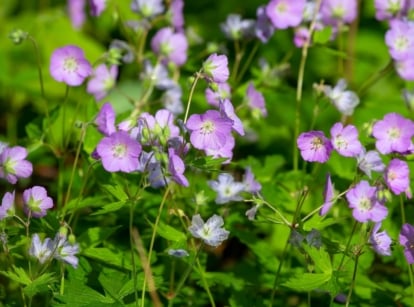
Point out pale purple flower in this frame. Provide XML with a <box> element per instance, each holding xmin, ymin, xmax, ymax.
<box><xmin>400</xmin><ymin>223</ymin><xmax>414</xmax><ymax>264</ymax></box>
<box><xmin>266</xmin><ymin>0</ymin><xmax>306</xmax><ymax>29</ymax></box>
<box><xmin>385</xmin><ymin>19</ymin><xmax>414</xmax><ymax>61</ymax></box>
<box><xmin>89</xmin><ymin>0</ymin><xmax>106</xmax><ymax>16</ymax></box>
<box><xmin>168</xmin><ymin>248</ymin><xmax>189</xmax><ymax>257</ymax></box>
<box><xmin>372</xmin><ymin>112</ymin><xmax>414</xmax><ymax>154</ymax></box>
<box><xmin>95</xmin><ymin>102</ymin><xmax>116</xmax><ymax>136</ymax></box>
<box><xmin>246</xmin><ymin>82</ymin><xmax>267</xmax><ymax>117</ymax></box>
<box><xmin>186</xmin><ymin>110</ymin><xmax>233</xmax><ymax>151</ymax></box>
<box><xmin>0</xmin><ymin>191</ymin><xmax>15</xmax><ymax>220</ymax></box>
<box><xmin>204</xmin><ymin>134</ymin><xmax>235</xmax><ymax>162</ymax></box>
<box><xmin>140</xmin><ymin>60</ymin><xmax>175</xmax><ymax>90</ymax></box>
<box><xmin>395</xmin><ymin>57</ymin><xmax>414</xmax><ymax>81</ymax></box>
<box><xmin>294</xmin><ymin>27</ymin><xmax>311</xmax><ymax>48</ymax></box>
<box><xmin>205</xmin><ymin>83</ymin><xmax>231</xmax><ymax>108</ymax></box>
<box><xmin>96</xmin><ymin>131</ymin><xmax>142</xmax><ymax>173</ymax></box>
<box><xmin>29</xmin><ymin>234</ymin><xmax>54</xmax><ymax>264</ymax></box>
<box><xmin>370</xmin><ymin>223</ymin><xmax>392</xmax><ymax>256</ymax></box>
<box><xmin>68</xmin><ymin>0</ymin><xmax>86</xmax><ymax>29</ymax></box>
<box><xmin>151</xmin><ymin>27</ymin><xmax>188</xmax><ymax>66</ymax></box>
<box><xmin>0</xmin><ymin>146</ymin><xmax>33</xmax><ymax>184</ymax></box>
<box><xmin>330</xmin><ymin>122</ymin><xmax>363</xmax><ymax>157</ymax></box>
<box><xmin>53</xmin><ymin>234</ymin><xmax>80</xmax><ymax>268</ymax></box>
<box><xmin>242</xmin><ymin>167</ymin><xmax>261</xmax><ymax>194</ymax></box>
<box><xmin>162</xmin><ymin>85</ymin><xmax>184</xmax><ymax>115</ymax></box>
<box><xmin>385</xmin><ymin>158</ymin><xmax>411</xmax><ymax>197</ymax></box>
<box><xmin>202</xmin><ymin>54</ymin><xmax>230</xmax><ymax>84</ymax></box>
<box><xmin>320</xmin><ymin>173</ymin><xmax>335</xmax><ymax>216</ymax></box>
<box><xmin>320</xmin><ymin>0</ymin><xmax>358</xmax><ymax>26</ymax></box>
<box><xmin>169</xmin><ymin>0</ymin><xmax>184</xmax><ymax>30</ymax></box>
<box><xmin>357</xmin><ymin>149</ymin><xmax>385</xmax><ymax>178</ymax></box>
<box><xmin>168</xmin><ymin>148</ymin><xmax>188</xmax><ymax>187</ymax></box>
<box><xmin>188</xmin><ymin>214</ymin><xmax>230</xmax><ymax>247</ymax></box>
<box><xmin>23</xmin><ymin>186</ymin><xmax>54</xmax><ymax>218</ymax></box>
<box><xmin>220</xmin><ymin>100</ymin><xmax>245</xmax><ymax>136</ymax></box>
<box><xmin>131</xmin><ymin>0</ymin><xmax>164</xmax><ymax>18</ymax></box>
<box><xmin>138</xmin><ymin>109</ymin><xmax>180</xmax><ymax>146</ymax></box>
<box><xmin>87</xmin><ymin>64</ymin><xmax>118</xmax><ymax>100</ymax></box>
<box><xmin>346</xmin><ymin>180</ymin><xmax>388</xmax><ymax>223</ymax></box>
<box><xmin>245</xmin><ymin>204</ymin><xmax>260</xmax><ymax>221</ymax></box>
<box><xmin>297</xmin><ymin>131</ymin><xmax>333</xmax><ymax>163</ymax></box>
<box><xmin>208</xmin><ymin>173</ymin><xmax>245</xmax><ymax>204</ymax></box>
<box><xmin>50</xmin><ymin>45</ymin><xmax>92</xmax><ymax>86</ymax></box>
<box><xmin>220</xmin><ymin>14</ymin><xmax>255</xmax><ymax>40</ymax></box>
<box><xmin>324</xmin><ymin>79</ymin><xmax>360</xmax><ymax>116</ymax></box>
<box><xmin>375</xmin><ymin>0</ymin><xmax>406</xmax><ymax>21</ymax></box>
<box><xmin>255</xmin><ymin>5</ymin><xmax>275</xmax><ymax>43</ymax></box>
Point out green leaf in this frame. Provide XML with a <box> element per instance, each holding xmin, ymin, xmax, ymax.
<box><xmin>78</xmin><ymin>226</ymin><xmax>120</xmax><ymax>248</ymax></box>
<box><xmin>82</xmin><ymin>247</ymin><xmax>134</xmax><ymax>270</ymax></box>
<box><xmin>54</xmin><ymin>280</ymin><xmax>115</xmax><ymax>305</ymax></box>
<box><xmin>154</xmin><ymin>221</ymin><xmax>187</xmax><ymax>242</ymax></box>
<box><xmin>313</xmin><ymin>27</ymin><xmax>333</xmax><ymax>45</ymax></box>
<box><xmin>0</xmin><ymin>266</ymin><xmax>31</xmax><ymax>286</ymax></box>
<box><xmin>91</xmin><ymin>200</ymin><xmax>128</xmax><ymax>215</ymax></box>
<box><xmin>282</xmin><ymin>272</ymin><xmax>331</xmax><ymax>292</ymax></box>
<box><xmin>304</xmin><ymin>246</ymin><xmax>332</xmax><ymax>274</ymax></box>
<box><xmin>101</xmin><ymin>184</ymin><xmax>129</xmax><ymax>201</ymax></box>
<box><xmin>24</xmin><ymin>273</ymin><xmax>56</xmax><ymax>297</ymax></box>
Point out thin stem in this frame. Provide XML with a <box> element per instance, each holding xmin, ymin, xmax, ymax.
<box><xmin>293</xmin><ymin>0</ymin><xmax>322</xmax><ymax>171</ymax></box>
<box><xmin>27</xmin><ymin>35</ymin><xmax>45</xmax><ymax>99</ymax></box>
<box><xmin>141</xmin><ymin>185</ymin><xmax>171</xmax><ymax>306</ymax></box>
<box><xmin>236</xmin><ymin>41</ymin><xmax>260</xmax><ymax>85</ymax></box>
<box><xmin>337</xmin><ymin>221</ymin><xmax>358</xmax><ymax>272</ymax></box>
<box><xmin>129</xmin><ymin>201</ymin><xmax>139</xmax><ymax>306</ymax></box>
<box><xmin>61</xmin><ymin>85</ymin><xmax>70</xmax><ymax>150</ymax></box>
<box><xmin>345</xmin><ymin>248</ymin><xmax>361</xmax><ymax>307</ymax></box>
<box><xmin>195</xmin><ymin>256</ymin><xmax>215</xmax><ymax>307</ymax></box>
<box><xmin>231</xmin><ymin>39</ymin><xmax>243</xmax><ymax>83</ymax></box>
<box><xmin>357</xmin><ymin>60</ymin><xmax>394</xmax><ymax>96</ymax></box>
<box><xmin>183</xmin><ymin>71</ymin><xmax>202</xmax><ymax>124</ymax></box>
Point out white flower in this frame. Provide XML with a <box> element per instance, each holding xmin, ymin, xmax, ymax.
<box><xmin>324</xmin><ymin>79</ymin><xmax>359</xmax><ymax>116</ymax></box>
<box><xmin>208</xmin><ymin>173</ymin><xmax>245</xmax><ymax>204</ymax></box>
<box><xmin>188</xmin><ymin>214</ymin><xmax>230</xmax><ymax>247</ymax></box>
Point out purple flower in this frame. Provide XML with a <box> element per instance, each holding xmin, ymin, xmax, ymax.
<box><xmin>346</xmin><ymin>180</ymin><xmax>388</xmax><ymax>223</ymax></box>
<box><xmin>0</xmin><ymin>146</ymin><xmax>33</xmax><ymax>184</ymax></box>
<box><xmin>95</xmin><ymin>102</ymin><xmax>116</xmax><ymax>136</ymax></box>
<box><xmin>208</xmin><ymin>173</ymin><xmax>245</xmax><ymax>204</ymax></box>
<box><xmin>138</xmin><ymin>109</ymin><xmax>180</xmax><ymax>146</ymax></box>
<box><xmin>186</xmin><ymin>110</ymin><xmax>233</xmax><ymax>151</ymax></box>
<box><xmin>87</xmin><ymin>64</ymin><xmax>118</xmax><ymax>100</ymax></box>
<box><xmin>29</xmin><ymin>234</ymin><xmax>54</xmax><ymax>264</ymax></box>
<box><xmin>188</xmin><ymin>214</ymin><xmax>230</xmax><ymax>247</ymax></box>
<box><xmin>375</xmin><ymin>0</ymin><xmax>406</xmax><ymax>21</ymax></box>
<box><xmin>294</xmin><ymin>27</ymin><xmax>311</xmax><ymax>48</ymax></box>
<box><xmin>68</xmin><ymin>0</ymin><xmax>86</xmax><ymax>29</ymax></box>
<box><xmin>370</xmin><ymin>223</ymin><xmax>392</xmax><ymax>256</ymax></box>
<box><xmin>320</xmin><ymin>173</ymin><xmax>335</xmax><ymax>216</ymax></box>
<box><xmin>399</xmin><ymin>223</ymin><xmax>414</xmax><ymax>264</ymax></box>
<box><xmin>168</xmin><ymin>148</ymin><xmax>188</xmax><ymax>187</ymax></box>
<box><xmin>168</xmin><ymin>248</ymin><xmax>189</xmax><ymax>257</ymax></box>
<box><xmin>385</xmin><ymin>19</ymin><xmax>414</xmax><ymax>61</ymax></box>
<box><xmin>330</xmin><ymin>122</ymin><xmax>363</xmax><ymax>157</ymax></box>
<box><xmin>205</xmin><ymin>82</ymin><xmax>231</xmax><ymax>108</ymax></box>
<box><xmin>220</xmin><ymin>100</ymin><xmax>245</xmax><ymax>136</ymax></box>
<box><xmin>96</xmin><ymin>131</ymin><xmax>142</xmax><ymax>173</ymax></box>
<box><xmin>151</xmin><ymin>27</ymin><xmax>188</xmax><ymax>66</ymax></box>
<box><xmin>324</xmin><ymin>79</ymin><xmax>359</xmax><ymax>116</ymax></box>
<box><xmin>131</xmin><ymin>0</ymin><xmax>164</xmax><ymax>18</ymax></box>
<box><xmin>266</xmin><ymin>0</ymin><xmax>305</xmax><ymax>29</ymax></box>
<box><xmin>169</xmin><ymin>0</ymin><xmax>184</xmax><ymax>30</ymax></box>
<box><xmin>297</xmin><ymin>131</ymin><xmax>333</xmax><ymax>163</ymax></box>
<box><xmin>395</xmin><ymin>57</ymin><xmax>414</xmax><ymax>81</ymax></box>
<box><xmin>384</xmin><ymin>158</ymin><xmax>411</xmax><ymax>197</ymax></box>
<box><xmin>23</xmin><ymin>186</ymin><xmax>54</xmax><ymax>218</ymax></box>
<box><xmin>204</xmin><ymin>134</ymin><xmax>235</xmax><ymax>162</ymax></box>
<box><xmin>50</xmin><ymin>45</ymin><xmax>92</xmax><ymax>86</ymax></box>
<box><xmin>89</xmin><ymin>0</ymin><xmax>106</xmax><ymax>16</ymax></box>
<box><xmin>140</xmin><ymin>60</ymin><xmax>175</xmax><ymax>90</ymax></box>
<box><xmin>202</xmin><ymin>54</ymin><xmax>230</xmax><ymax>84</ymax></box>
<box><xmin>255</xmin><ymin>5</ymin><xmax>275</xmax><ymax>43</ymax></box>
<box><xmin>245</xmin><ymin>204</ymin><xmax>260</xmax><ymax>221</ymax></box>
<box><xmin>242</xmin><ymin>167</ymin><xmax>261</xmax><ymax>194</ymax></box>
<box><xmin>220</xmin><ymin>14</ymin><xmax>255</xmax><ymax>40</ymax></box>
<box><xmin>0</xmin><ymin>191</ymin><xmax>15</xmax><ymax>220</ymax></box>
<box><xmin>357</xmin><ymin>149</ymin><xmax>385</xmax><ymax>178</ymax></box>
<box><xmin>372</xmin><ymin>112</ymin><xmax>414</xmax><ymax>154</ymax></box>
<box><xmin>320</xmin><ymin>0</ymin><xmax>358</xmax><ymax>26</ymax></box>
<box><xmin>246</xmin><ymin>82</ymin><xmax>267</xmax><ymax>118</ymax></box>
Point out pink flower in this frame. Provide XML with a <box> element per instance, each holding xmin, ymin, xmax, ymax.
<box><xmin>266</xmin><ymin>0</ymin><xmax>306</xmax><ymax>29</ymax></box>
<box><xmin>87</xmin><ymin>64</ymin><xmax>118</xmax><ymax>100</ymax></box>
<box><xmin>23</xmin><ymin>186</ymin><xmax>54</xmax><ymax>218</ymax></box>
<box><xmin>297</xmin><ymin>131</ymin><xmax>333</xmax><ymax>163</ymax></box>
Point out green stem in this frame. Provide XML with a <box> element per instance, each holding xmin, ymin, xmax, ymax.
<box><xmin>337</xmin><ymin>221</ymin><xmax>358</xmax><ymax>272</ymax></box>
<box><xmin>183</xmin><ymin>71</ymin><xmax>202</xmax><ymax>124</ymax></box>
<box><xmin>129</xmin><ymin>201</ymin><xmax>139</xmax><ymax>305</ymax></box>
<box><xmin>141</xmin><ymin>185</ymin><xmax>171</xmax><ymax>306</ymax></box>
<box><xmin>293</xmin><ymin>0</ymin><xmax>322</xmax><ymax>172</ymax></box>
<box><xmin>195</xmin><ymin>256</ymin><xmax>215</xmax><ymax>307</ymax></box>
<box><xmin>345</xmin><ymin>249</ymin><xmax>360</xmax><ymax>307</ymax></box>
<box><xmin>27</xmin><ymin>35</ymin><xmax>45</xmax><ymax>99</ymax></box>
<box><xmin>357</xmin><ymin>60</ymin><xmax>394</xmax><ymax>96</ymax></box>
<box><xmin>235</xmin><ymin>41</ymin><xmax>260</xmax><ymax>85</ymax></box>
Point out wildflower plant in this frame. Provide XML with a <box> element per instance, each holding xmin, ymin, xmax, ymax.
<box><xmin>3</xmin><ymin>1</ymin><xmax>414</xmax><ymax>306</ymax></box>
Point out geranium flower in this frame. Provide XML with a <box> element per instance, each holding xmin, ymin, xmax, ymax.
<box><xmin>0</xmin><ymin>191</ymin><xmax>15</xmax><ymax>220</ymax></box>
<box><xmin>23</xmin><ymin>186</ymin><xmax>54</xmax><ymax>218</ymax></box>
<box><xmin>266</xmin><ymin>0</ymin><xmax>306</xmax><ymax>29</ymax></box>
<box><xmin>151</xmin><ymin>27</ymin><xmax>188</xmax><ymax>66</ymax></box>
<box><xmin>49</xmin><ymin>45</ymin><xmax>92</xmax><ymax>86</ymax></box>
<box><xmin>87</xmin><ymin>64</ymin><xmax>118</xmax><ymax>100</ymax></box>
<box><xmin>188</xmin><ymin>214</ymin><xmax>230</xmax><ymax>247</ymax></box>
<box><xmin>330</xmin><ymin>122</ymin><xmax>363</xmax><ymax>157</ymax></box>
<box><xmin>399</xmin><ymin>223</ymin><xmax>414</xmax><ymax>264</ymax></box>
<box><xmin>297</xmin><ymin>131</ymin><xmax>333</xmax><ymax>163</ymax></box>
<box><xmin>0</xmin><ymin>146</ymin><xmax>33</xmax><ymax>184</ymax></box>
<box><xmin>208</xmin><ymin>173</ymin><xmax>245</xmax><ymax>204</ymax></box>
<box><xmin>369</xmin><ymin>223</ymin><xmax>392</xmax><ymax>256</ymax></box>
<box><xmin>202</xmin><ymin>54</ymin><xmax>230</xmax><ymax>84</ymax></box>
<box><xmin>384</xmin><ymin>158</ymin><xmax>411</xmax><ymax>198</ymax></box>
